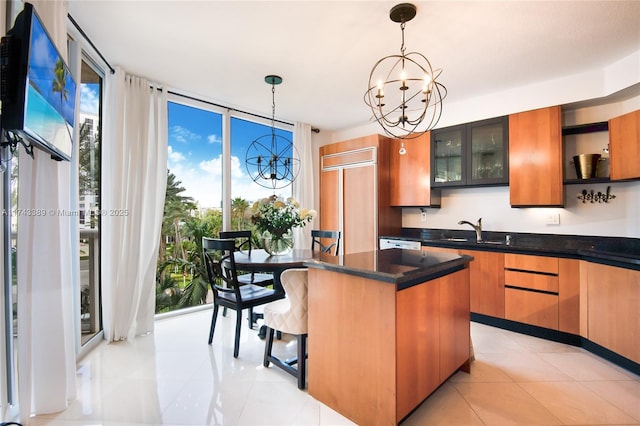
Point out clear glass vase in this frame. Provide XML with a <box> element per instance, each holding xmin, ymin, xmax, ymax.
<box><xmin>261</xmin><ymin>230</ymin><xmax>294</xmax><ymax>256</ymax></box>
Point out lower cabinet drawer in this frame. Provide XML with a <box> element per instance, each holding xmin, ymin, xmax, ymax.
<box><xmin>505</xmin><ymin>288</ymin><xmax>558</xmax><ymax>330</ymax></box>
<box><xmin>505</xmin><ymin>270</ymin><xmax>558</xmax><ymax>293</ymax></box>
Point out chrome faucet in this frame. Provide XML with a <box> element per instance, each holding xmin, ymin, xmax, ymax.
<box><xmin>458</xmin><ymin>218</ymin><xmax>483</xmax><ymax>242</ymax></box>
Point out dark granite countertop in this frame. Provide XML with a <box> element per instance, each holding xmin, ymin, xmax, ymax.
<box><xmin>304</xmin><ymin>248</ymin><xmax>473</xmax><ymax>290</ymax></box>
<box><xmin>382</xmin><ymin>228</ymin><xmax>640</xmax><ymax>271</ymax></box>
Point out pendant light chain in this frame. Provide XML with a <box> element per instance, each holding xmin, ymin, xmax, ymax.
<box><xmin>270</xmin><ymin>83</ymin><xmax>276</xmax><ymax>142</ymax></box>
<box><xmin>400</xmin><ymin>21</ymin><xmax>406</xmax><ymax>56</ymax></box>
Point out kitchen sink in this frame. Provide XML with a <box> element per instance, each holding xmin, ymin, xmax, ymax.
<box><xmin>439</xmin><ymin>238</ymin><xmax>468</xmax><ymax>242</ymax></box>
<box><xmin>478</xmin><ymin>240</ymin><xmax>504</xmax><ymax>245</ymax></box>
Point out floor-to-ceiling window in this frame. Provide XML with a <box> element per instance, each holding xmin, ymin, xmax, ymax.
<box><xmin>78</xmin><ymin>58</ymin><xmax>102</xmax><ymax>346</ymax></box>
<box><xmin>156</xmin><ymin>99</ymin><xmax>293</xmax><ymax>314</ymax></box>
<box><xmin>230</xmin><ymin>116</ymin><xmax>293</xmax><ymax>233</ymax></box>
<box><xmin>156</xmin><ymin>99</ymin><xmax>223</xmax><ymax>314</ymax></box>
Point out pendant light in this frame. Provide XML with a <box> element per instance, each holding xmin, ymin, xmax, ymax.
<box><xmin>364</xmin><ymin>3</ymin><xmax>447</xmax><ymax>140</ymax></box>
<box><xmin>245</xmin><ymin>75</ymin><xmax>300</xmax><ymax>189</ymax></box>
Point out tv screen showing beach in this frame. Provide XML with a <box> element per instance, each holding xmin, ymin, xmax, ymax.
<box><xmin>23</xmin><ymin>12</ymin><xmax>76</xmax><ymax>160</ymax></box>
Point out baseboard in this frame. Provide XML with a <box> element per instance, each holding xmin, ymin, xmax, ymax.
<box><xmin>470</xmin><ymin>313</ymin><xmax>639</xmax><ymax>376</ymax></box>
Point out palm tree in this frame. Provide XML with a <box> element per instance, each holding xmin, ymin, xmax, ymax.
<box><xmin>51</xmin><ymin>59</ymin><xmax>69</xmax><ymax>110</ymax></box>
<box><xmin>231</xmin><ymin>197</ymin><xmax>250</xmax><ymax>230</ymax></box>
<box><xmin>156</xmin><ymin>171</ymin><xmax>197</xmax><ymax>311</ymax></box>
<box><xmin>176</xmin><ymin>218</ymin><xmax>214</xmax><ymax>308</ymax></box>
<box><xmin>160</xmin><ymin>171</ymin><xmax>196</xmax><ymax>262</ymax></box>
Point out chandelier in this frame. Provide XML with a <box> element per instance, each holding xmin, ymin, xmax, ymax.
<box><xmin>364</xmin><ymin>3</ymin><xmax>447</xmax><ymax>139</ymax></box>
<box><xmin>245</xmin><ymin>75</ymin><xmax>300</xmax><ymax>189</ymax></box>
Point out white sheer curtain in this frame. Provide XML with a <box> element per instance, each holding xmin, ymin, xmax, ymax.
<box><xmin>16</xmin><ymin>0</ymin><xmax>77</xmax><ymax>418</ymax></box>
<box><xmin>292</xmin><ymin>122</ymin><xmax>316</xmax><ymax>249</ymax></box>
<box><xmin>102</xmin><ymin>68</ymin><xmax>168</xmax><ymax>342</ymax></box>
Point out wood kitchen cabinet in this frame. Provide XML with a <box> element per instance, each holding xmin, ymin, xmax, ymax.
<box><xmin>308</xmin><ymin>263</ymin><xmax>471</xmax><ymax>425</ymax></box>
<box><xmin>423</xmin><ymin>246</ymin><xmax>580</xmax><ymax>334</ymax></box>
<box><xmin>585</xmin><ymin>262</ymin><xmax>640</xmax><ymax>364</ymax></box>
<box><xmin>431</xmin><ymin>116</ymin><xmax>509</xmax><ymax>187</ymax></box>
<box><xmin>424</xmin><ymin>246</ymin><xmax>505</xmax><ymax>318</ymax></box>
<box><xmin>319</xmin><ymin>135</ymin><xmax>401</xmax><ymax>254</ymax></box>
<box><xmin>505</xmin><ymin>253</ymin><xmax>559</xmax><ymax>329</ymax></box>
<box><xmin>509</xmin><ymin>106</ymin><xmax>564</xmax><ymax>207</ymax></box>
<box><xmin>460</xmin><ymin>249</ymin><xmax>505</xmax><ymax>318</ymax></box>
<box><xmin>558</xmin><ymin>258</ymin><xmax>580</xmax><ymax>334</ymax></box>
<box><xmin>503</xmin><ymin>253</ymin><xmax>580</xmax><ymax>333</ymax></box>
<box><xmin>390</xmin><ymin>132</ymin><xmax>441</xmax><ymax>207</ymax></box>
<box><xmin>609</xmin><ymin>109</ymin><xmax>640</xmax><ymax>180</ymax></box>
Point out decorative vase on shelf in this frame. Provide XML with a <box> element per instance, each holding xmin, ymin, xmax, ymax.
<box><xmin>261</xmin><ymin>229</ymin><xmax>294</xmax><ymax>256</ymax></box>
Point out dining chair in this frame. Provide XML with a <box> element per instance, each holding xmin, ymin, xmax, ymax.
<box><xmin>311</xmin><ymin>229</ymin><xmax>341</xmax><ymax>255</ymax></box>
<box><xmin>219</xmin><ymin>230</ymin><xmax>274</xmax><ymax>287</ymax></box>
<box><xmin>219</xmin><ymin>230</ymin><xmax>275</xmax><ymax>328</ymax></box>
<box><xmin>262</xmin><ymin>268</ymin><xmax>308</xmax><ymax>389</ymax></box>
<box><xmin>202</xmin><ymin>237</ymin><xmax>284</xmax><ymax>358</ymax></box>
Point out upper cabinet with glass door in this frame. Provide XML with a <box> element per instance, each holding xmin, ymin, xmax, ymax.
<box><xmin>431</xmin><ymin>116</ymin><xmax>509</xmax><ymax>187</ymax></box>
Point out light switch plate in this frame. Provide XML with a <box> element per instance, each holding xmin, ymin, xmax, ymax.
<box><xmin>421</xmin><ymin>211</ymin><xmax>428</xmax><ymax>222</ymax></box>
<box><xmin>546</xmin><ymin>213</ymin><xmax>560</xmax><ymax>225</ymax></box>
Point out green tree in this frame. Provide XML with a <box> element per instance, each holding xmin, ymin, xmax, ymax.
<box><xmin>156</xmin><ymin>171</ymin><xmax>202</xmax><ymax>313</ymax></box>
<box><xmin>160</xmin><ymin>171</ymin><xmax>196</xmax><ymax>262</ymax></box>
<box><xmin>176</xmin><ymin>218</ymin><xmax>214</xmax><ymax>308</ymax></box>
<box><xmin>231</xmin><ymin>197</ymin><xmax>250</xmax><ymax>230</ymax></box>
<box><xmin>51</xmin><ymin>58</ymin><xmax>69</xmax><ymax>109</ymax></box>
<box><xmin>155</xmin><ymin>269</ymin><xmax>182</xmax><ymax>313</ymax></box>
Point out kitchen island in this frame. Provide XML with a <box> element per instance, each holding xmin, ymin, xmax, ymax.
<box><xmin>305</xmin><ymin>249</ymin><xmax>473</xmax><ymax>426</ymax></box>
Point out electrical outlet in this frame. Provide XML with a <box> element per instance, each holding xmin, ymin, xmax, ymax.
<box><xmin>420</xmin><ymin>211</ymin><xmax>428</xmax><ymax>222</ymax></box>
<box><xmin>546</xmin><ymin>213</ymin><xmax>560</xmax><ymax>225</ymax></box>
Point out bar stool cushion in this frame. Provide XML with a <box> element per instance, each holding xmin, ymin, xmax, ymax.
<box><xmin>263</xmin><ymin>268</ymin><xmax>309</xmax><ymax>389</ymax></box>
<box><xmin>263</xmin><ymin>269</ymin><xmax>308</xmax><ymax>335</ymax></box>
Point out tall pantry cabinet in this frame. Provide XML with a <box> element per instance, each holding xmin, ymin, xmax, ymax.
<box><xmin>319</xmin><ymin>135</ymin><xmax>401</xmax><ymax>254</ymax></box>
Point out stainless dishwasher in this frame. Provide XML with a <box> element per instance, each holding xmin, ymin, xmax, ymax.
<box><xmin>379</xmin><ymin>238</ymin><xmax>421</xmax><ymax>250</ymax></box>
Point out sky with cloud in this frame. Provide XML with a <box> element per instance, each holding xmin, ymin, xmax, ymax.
<box><xmin>167</xmin><ymin>102</ymin><xmax>293</xmax><ymax>209</ymax></box>
<box><xmin>77</xmin><ymin>93</ymin><xmax>293</xmax><ymax>210</ymax></box>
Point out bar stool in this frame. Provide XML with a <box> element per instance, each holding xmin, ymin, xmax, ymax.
<box><xmin>262</xmin><ymin>268</ymin><xmax>308</xmax><ymax>389</ymax></box>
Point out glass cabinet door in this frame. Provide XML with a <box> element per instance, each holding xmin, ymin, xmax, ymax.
<box><xmin>468</xmin><ymin>117</ymin><xmax>508</xmax><ymax>184</ymax></box>
<box><xmin>431</xmin><ymin>116</ymin><xmax>508</xmax><ymax>187</ymax></box>
<box><xmin>432</xmin><ymin>126</ymin><xmax>464</xmax><ymax>186</ymax></box>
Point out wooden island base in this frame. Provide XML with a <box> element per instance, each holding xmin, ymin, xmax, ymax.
<box><xmin>308</xmin><ymin>266</ymin><xmax>471</xmax><ymax>426</ymax></box>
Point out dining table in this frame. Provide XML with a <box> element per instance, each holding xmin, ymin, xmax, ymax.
<box><xmin>232</xmin><ymin>248</ymin><xmax>330</xmax><ymax>337</ymax></box>
<box><xmin>232</xmin><ymin>248</ymin><xmax>325</xmax><ymax>293</ymax></box>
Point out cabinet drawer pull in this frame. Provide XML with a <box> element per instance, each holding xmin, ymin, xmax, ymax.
<box><xmin>505</xmin><ymin>284</ymin><xmax>558</xmax><ymax>296</ymax></box>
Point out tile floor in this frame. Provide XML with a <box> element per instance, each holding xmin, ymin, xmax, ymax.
<box><xmin>30</xmin><ymin>308</ymin><xmax>640</xmax><ymax>426</ymax></box>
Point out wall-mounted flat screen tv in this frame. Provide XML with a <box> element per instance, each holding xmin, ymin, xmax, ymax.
<box><xmin>1</xmin><ymin>2</ymin><xmax>76</xmax><ymax>161</ymax></box>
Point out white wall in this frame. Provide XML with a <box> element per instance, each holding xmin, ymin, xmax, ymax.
<box><xmin>312</xmin><ymin>65</ymin><xmax>640</xmax><ymax>238</ymax></box>
<box><xmin>323</xmin><ymin>49</ymin><xmax>640</xmax><ymax>143</ymax></box>
<box><xmin>402</xmin><ymin>180</ymin><xmax>639</xmax><ymax>238</ymax></box>
<box><xmin>406</xmin><ymin>95</ymin><xmax>640</xmax><ymax>238</ymax></box>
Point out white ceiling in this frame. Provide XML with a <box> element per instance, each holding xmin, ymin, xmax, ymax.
<box><xmin>66</xmin><ymin>1</ymin><xmax>640</xmax><ymax>133</ymax></box>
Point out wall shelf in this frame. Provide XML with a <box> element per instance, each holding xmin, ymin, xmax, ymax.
<box><xmin>563</xmin><ymin>121</ymin><xmax>610</xmax><ymax>182</ymax></box>
<box><xmin>562</xmin><ymin>122</ymin><xmax>608</xmax><ymax>136</ymax></box>
<box><xmin>564</xmin><ymin>177</ymin><xmax>610</xmax><ymax>185</ymax></box>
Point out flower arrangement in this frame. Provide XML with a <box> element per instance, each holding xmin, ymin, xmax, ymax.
<box><xmin>249</xmin><ymin>195</ymin><xmax>316</xmax><ymax>238</ymax></box>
